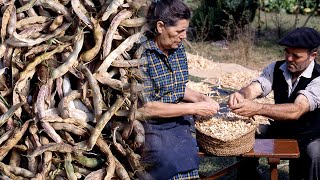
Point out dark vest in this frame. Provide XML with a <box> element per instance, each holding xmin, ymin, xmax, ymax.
<box><xmin>270</xmin><ymin>60</ymin><xmax>320</xmax><ymax>139</ymax></box>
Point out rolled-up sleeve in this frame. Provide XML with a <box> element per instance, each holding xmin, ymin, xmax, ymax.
<box><xmin>298</xmin><ymin>76</ymin><xmax>320</xmax><ymax>111</ymax></box>
<box><xmin>253</xmin><ymin>62</ymin><xmax>276</xmax><ymax>97</ymax></box>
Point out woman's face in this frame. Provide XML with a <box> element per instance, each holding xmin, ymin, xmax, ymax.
<box><xmin>155</xmin><ymin>19</ymin><xmax>189</xmax><ymax>51</ymax></box>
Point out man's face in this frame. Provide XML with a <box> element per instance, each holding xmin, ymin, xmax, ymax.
<box><xmin>284</xmin><ymin>47</ymin><xmax>316</xmax><ymax>74</ymax></box>
<box><xmin>156</xmin><ymin>19</ymin><xmax>189</xmax><ymax>50</ymax></box>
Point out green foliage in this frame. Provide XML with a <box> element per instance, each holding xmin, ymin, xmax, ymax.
<box><xmin>262</xmin><ymin>0</ymin><xmax>320</xmax><ymax>14</ymax></box>
<box><xmin>191</xmin><ymin>0</ymin><xmax>259</xmax><ymax>40</ymax></box>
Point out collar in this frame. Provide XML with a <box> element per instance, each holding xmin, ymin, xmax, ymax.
<box><xmin>280</xmin><ymin>60</ymin><xmax>315</xmax><ymax>79</ymax></box>
<box><xmin>144</xmin><ymin>39</ymin><xmax>165</xmax><ymax>55</ymax></box>
<box><xmin>143</xmin><ymin>39</ymin><xmax>182</xmax><ymax>56</ymax></box>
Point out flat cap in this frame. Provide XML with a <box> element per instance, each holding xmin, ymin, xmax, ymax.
<box><xmin>278</xmin><ymin>27</ymin><xmax>320</xmax><ymax>49</ymax></box>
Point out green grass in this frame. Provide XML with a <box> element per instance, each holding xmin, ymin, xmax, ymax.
<box><xmin>199</xmin><ymin>157</ymin><xmax>290</xmax><ymax>180</ymax></box>
<box><xmin>199</xmin><ymin>156</ymin><xmax>238</xmax><ymax>179</ymax></box>
<box><xmin>189</xmin><ymin>74</ymin><xmax>206</xmax><ymax>83</ymax></box>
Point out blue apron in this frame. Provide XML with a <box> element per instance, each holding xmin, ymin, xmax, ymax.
<box><xmin>141</xmin><ymin>116</ymin><xmax>199</xmax><ymax>180</ymax></box>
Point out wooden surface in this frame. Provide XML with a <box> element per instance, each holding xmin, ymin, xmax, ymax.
<box><xmin>199</xmin><ymin>139</ymin><xmax>300</xmax><ymax>180</ymax></box>
<box><xmin>242</xmin><ymin>139</ymin><xmax>300</xmax><ymax>180</ymax></box>
<box><xmin>242</xmin><ymin>139</ymin><xmax>300</xmax><ymax>158</ymax></box>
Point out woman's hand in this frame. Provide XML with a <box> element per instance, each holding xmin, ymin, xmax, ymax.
<box><xmin>193</xmin><ymin>101</ymin><xmax>219</xmax><ymax>117</ymax></box>
<box><xmin>202</xmin><ymin>95</ymin><xmax>220</xmax><ymax>110</ymax></box>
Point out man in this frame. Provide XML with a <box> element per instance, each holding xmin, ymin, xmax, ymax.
<box><xmin>228</xmin><ymin>27</ymin><xmax>320</xmax><ymax>180</ymax></box>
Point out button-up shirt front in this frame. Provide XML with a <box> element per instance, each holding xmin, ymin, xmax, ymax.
<box><xmin>141</xmin><ymin>39</ymin><xmax>188</xmax><ymax>103</ymax></box>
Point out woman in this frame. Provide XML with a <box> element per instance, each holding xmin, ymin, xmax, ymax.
<box><xmin>139</xmin><ymin>0</ymin><xmax>220</xmax><ymax>179</ymax></box>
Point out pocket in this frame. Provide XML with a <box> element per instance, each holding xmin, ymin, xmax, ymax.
<box><xmin>153</xmin><ymin>73</ymin><xmax>174</xmax><ymax>98</ymax></box>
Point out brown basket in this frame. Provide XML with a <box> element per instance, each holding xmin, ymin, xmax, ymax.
<box><xmin>196</xmin><ymin>124</ymin><xmax>256</xmax><ymax>156</ymax></box>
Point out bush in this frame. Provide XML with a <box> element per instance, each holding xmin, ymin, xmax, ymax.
<box><xmin>262</xmin><ymin>0</ymin><xmax>320</xmax><ymax>14</ymax></box>
<box><xmin>191</xmin><ymin>0</ymin><xmax>259</xmax><ymax>41</ymax></box>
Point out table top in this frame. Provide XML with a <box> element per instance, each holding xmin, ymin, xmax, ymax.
<box><xmin>242</xmin><ymin>139</ymin><xmax>300</xmax><ymax>159</ymax></box>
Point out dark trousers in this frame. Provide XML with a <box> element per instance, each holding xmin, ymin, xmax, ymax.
<box><xmin>290</xmin><ymin>138</ymin><xmax>320</xmax><ymax>180</ymax></box>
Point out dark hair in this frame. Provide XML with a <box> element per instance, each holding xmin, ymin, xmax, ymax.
<box><xmin>145</xmin><ymin>0</ymin><xmax>191</xmax><ymax>38</ymax></box>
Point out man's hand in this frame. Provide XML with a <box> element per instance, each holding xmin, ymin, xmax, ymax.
<box><xmin>229</xmin><ymin>99</ymin><xmax>263</xmax><ymax>117</ymax></box>
<box><xmin>228</xmin><ymin>92</ymin><xmax>245</xmax><ymax>107</ymax></box>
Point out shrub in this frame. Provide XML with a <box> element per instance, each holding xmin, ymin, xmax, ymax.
<box><xmin>262</xmin><ymin>0</ymin><xmax>320</xmax><ymax>14</ymax></box>
<box><xmin>191</xmin><ymin>0</ymin><xmax>259</xmax><ymax>40</ymax></box>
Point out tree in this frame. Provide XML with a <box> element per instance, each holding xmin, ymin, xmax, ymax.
<box><xmin>191</xmin><ymin>0</ymin><xmax>259</xmax><ymax>40</ymax></box>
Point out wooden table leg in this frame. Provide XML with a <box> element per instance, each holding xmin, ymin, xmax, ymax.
<box><xmin>268</xmin><ymin>158</ymin><xmax>280</xmax><ymax>180</ymax></box>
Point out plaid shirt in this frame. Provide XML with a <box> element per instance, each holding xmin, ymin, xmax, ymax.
<box><xmin>169</xmin><ymin>169</ymin><xmax>200</xmax><ymax>180</ymax></box>
<box><xmin>141</xmin><ymin>39</ymin><xmax>189</xmax><ymax>103</ymax></box>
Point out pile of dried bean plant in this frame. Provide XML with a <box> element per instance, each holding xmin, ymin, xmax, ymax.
<box><xmin>0</xmin><ymin>0</ymin><xmax>151</xmax><ymax>179</ymax></box>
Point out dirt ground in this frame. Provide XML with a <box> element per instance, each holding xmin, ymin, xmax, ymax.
<box><xmin>186</xmin><ymin>52</ymin><xmax>262</xmax><ymax>91</ymax></box>
<box><xmin>187</xmin><ymin>53</ymin><xmax>256</xmax><ymax>79</ymax></box>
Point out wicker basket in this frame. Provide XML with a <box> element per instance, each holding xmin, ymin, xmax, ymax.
<box><xmin>195</xmin><ymin>123</ymin><xmax>256</xmax><ymax>156</ymax></box>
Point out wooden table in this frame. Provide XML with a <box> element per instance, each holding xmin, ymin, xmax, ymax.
<box><xmin>243</xmin><ymin>139</ymin><xmax>300</xmax><ymax>180</ymax></box>
<box><xmin>199</xmin><ymin>139</ymin><xmax>300</xmax><ymax>180</ymax></box>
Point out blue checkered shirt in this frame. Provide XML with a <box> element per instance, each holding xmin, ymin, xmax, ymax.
<box><xmin>169</xmin><ymin>169</ymin><xmax>200</xmax><ymax>180</ymax></box>
<box><xmin>141</xmin><ymin>39</ymin><xmax>189</xmax><ymax>103</ymax></box>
